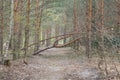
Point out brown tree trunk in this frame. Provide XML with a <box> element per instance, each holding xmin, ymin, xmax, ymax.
<box><xmin>116</xmin><ymin>1</ymin><xmax>120</xmax><ymax>39</ymax></box>
<box><xmin>34</xmin><ymin>0</ymin><xmax>44</xmax><ymax>51</ymax></box>
<box><xmin>46</xmin><ymin>27</ymin><xmax>51</xmax><ymax>47</ymax></box>
<box><xmin>34</xmin><ymin>0</ymin><xmax>40</xmax><ymax>51</ymax></box>
<box><xmin>86</xmin><ymin>0</ymin><xmax>92</xmax><ymax>58</ymax></box>
<box><xmin>55</xmin><ymin>26</ymin><xmax>59</xmax><ymax>45</ymax></box>
<box><xmin>18</xmin><ymin>0</ymin><xmax>23</xmax><ymax>49</ymax></box>
<box><xmin>13</xmin><ymin>0</ymin><xmax>19</xmax><ymax>60</ymax></box>
<box><xmin>24</xmin><ymin>0</ymin><xmax>30</xmax><ymax>58</ymax></box>
<box><xmin>42</xmin><ymin>28</ymin><xmax>45</xmax><ymax>45</ymax></box>
<box><xmin>99</xmin><ymin>0</ymin><xmax>104</xmax><ymax>58</ymax></box>
<box><xmin>0</xmin><ymin>0</ymin><xmax>4</xmax><ymax>62</ymax></box>
<box><xmin>63</xmin><ymin>8</ymin><xmax>67</xmax><ymax>44</ymax></box>
<box><xmin>73</xmin><ymin>0</ymin><xmax>79</xmax><ymax>50</ymax></box>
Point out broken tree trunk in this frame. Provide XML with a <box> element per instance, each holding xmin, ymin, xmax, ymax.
<box><xmin>21</xmin><ymin>31</ymin><xmax>82</xmax><ymax>50</ymax></box>
<box><xmin>33</xmin><ymin>34</ymin><xmax>82</xmax><ymax>55</ymax></box>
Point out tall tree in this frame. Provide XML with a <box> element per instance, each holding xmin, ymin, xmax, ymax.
<box><xmin>34</xmin><ymin>0</ymin><xmax>40</xmax><ymax>51</ymax></box>
<box><xmin>63</xmin><ymin>8</ymin><xmax>67</xmax><ymax>44</ymax></box>
<box><xmin>0</xmin><ymin>0</ymin><xmax>4</xmax><ymax>62</ymax></box>
<box><xmin>55</xmin><ymin>26</ymin><xmax>59</xmax><ymax>45</ymax></box>
<box><xmin>24</xmin><ymin>0</ymin><xmax>30</xmax><ymax>58</ymax></box>
<box><xmin>13</xmin><ymin>0</ymin><xmax>19</xmax><ymax>59</ymax></box>
<box><xmin>99</xmin><ymin>0</ymin><xmax>104</xmax><ymax>59</ymax></box>
<box><xmin>73</xmin><ymin>0</ymin><xmax>79</xmax><ymax>50</ymax></box>
<box><xmin>116</xmin><ymin>0</ymin><xmax>120</xmax><ymax>39</ymax></box>
<box><xmin>34</xmin><ymin>0</ymin><xmax>44</xmax><ymax>51</ymax></box>
<box><xmin>18</xmin><ymin>0</ymin><xmax>23</xmax><ymax>49</ymax></box>
<box><xmin>4</xmin><ymin>0</ymin><xmax>14</xmax><ymax>60</ymax></box>
<box><xmin>86</xmin><ymin>0</ymin><xmax>92</xmax><ymax>58</ymax></box>
<box><xmin>46</xmin><ymin>26</ymin><xmax>51</xmax><ymax>46</ymax></box>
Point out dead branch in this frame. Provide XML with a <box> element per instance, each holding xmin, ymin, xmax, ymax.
<box><xmin>54</xmin><ymin>37</ymin><xmax>81</xmax><ymax>48</ymax></box>
<box><xmin>33</xmin><ymin>34</ymin><xmax>81</xmax><ymax>55</ymax></box>
<box><xmin>21</xmin><ymin>31</ymin><xmax>82</xmax><ymax>50</ymax></box>
<box><xmin>33</xmin><ymin>46</ymin><xmax>54</xmax><ymax>55</ymax></box>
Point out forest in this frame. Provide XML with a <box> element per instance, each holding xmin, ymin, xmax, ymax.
<box><xmin>0</xmin><ymin>0</ymin><xmax>120</xmax><ymax>80</ymax></box>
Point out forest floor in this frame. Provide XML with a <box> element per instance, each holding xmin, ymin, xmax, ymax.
<box><xmin>0</xmin><ymin>48</ymin><xmax>120</xmax><ymax>80</ymax></box>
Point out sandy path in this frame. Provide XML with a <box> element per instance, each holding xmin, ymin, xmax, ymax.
<box><xmin>0</xmin><ymin>48</ymin><xmax>100</xmax><ymax>80</ymax></box>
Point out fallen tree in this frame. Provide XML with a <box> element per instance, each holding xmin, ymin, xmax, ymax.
<box><xmin>20</xmin><ymin>29</ymin><xmax>83</xmax><ymax>55</ymax></box>
<box><xmin>33</xmin><ymin>34</ymin><xmax>82</xmax><ymax>55</ymax></box>
<box><xmin>21</xmin><ymin>31</ymin><xmax>82</xmax><ymax>50</ymax></box>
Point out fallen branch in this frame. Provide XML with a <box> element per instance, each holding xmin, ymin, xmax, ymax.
<box><xmin>33</xmin><ymin>46</ymin><xmax>54</xmax><ymax>55</ymax></box>
<box><xmin>54</xmin><ymin>37</ymin><xmax>81</xmax><ymax>48</ymax></box>
<box><xmin>21</xmin><ymin>31</ymin><xmax>82</xmax><ymax>50</ymax></box>
<box><xmin>33</xmin><ymin>35</ymin><xmax>82</xmax><ymax>55</ymax></box>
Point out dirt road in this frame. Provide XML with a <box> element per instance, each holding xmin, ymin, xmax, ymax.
<box><xmin>0</xmin><ymin>48</ymin><xmax>101</xmax><ymax>80</ymax></box>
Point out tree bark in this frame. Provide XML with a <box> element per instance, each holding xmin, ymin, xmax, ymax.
<box><xmin>55</xmin><ymin>26</ymin><xmax>59</xmax><ymax>45</ymax></box>
<box><xmin>73</xmin><ymin>0</ymin><xmax>79</xmax><ymax>50</ymax></box>
<box><xmin>13</xmin><ymin>0</ymin><xmax>19</xmax><ymax>60</ymax></box>
<box><xmin>99</xmin><ymin>0</ymin><xmax>104</xmax><ymax>59</ymax></box>
<box><xmin>34</xmin><ymin>0</ymin><xmax>44</xmax><ymax>51</ymax></box>
<box><xmin>34</xmin><ymin>0</ymin><xmax>40</xmax><ymax>51</ymax></box>
<box><xmin>63</xmin><ymin>8</ymin><xmax>67</xmax><ymax>44</ymax></box>
<box><xmin>0</xmin><ymin>0</ymin><xmax>4</xmax><ymax>62</ymax></box>
<box><xmin>4</xmin><ymin>0</ymin><xmax>14</xmax><ymax>60</ymax></box>
<box><xmin>18</xmin><ymin>0</ymin><xmax>23</xmax><ymax>49</ymax></box>
<box><xmin>46</xmin><ymin>27</ymin><xmax>51</xmax><ymax>47</ymax></box>
<box><xmin>86</xmin><ymin>0</ymin><xmax>92</xmax><ymax>58</ymax></box>
<box><xmin>24</xmin><ymin>0</ymin><xmax>30</xmax><ymax>58</ymax></box>
<box><xmin>116</xmin><ymin>0</ymin><xmax>120</xmax><ymax>39</ymax></box>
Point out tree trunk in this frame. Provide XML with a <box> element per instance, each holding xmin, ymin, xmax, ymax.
<box><xmin>116</xmin><ymin>1</ymin><xmax>120</xmax><ymax>39</ymax></box>
<box><xmin>86</xmin><ymin>0</ymin><xmax>92</xmax><ymax>58</ymax></box>
<box><xmin>18</xmin><ymin>0</ymin><xmax>23</xmax><ymax>49</ymax></box>
<box><xmin>0</xmin><ymin>0</ymin><xmax>4</xmax><ymax>62</ymax></box>
<box><xmin>42</xmin><ymin>28</ymin><xmax>45</xmax><ymax>45</ymax></box>
<box><xmin>4</xmin><ymin>0</ymin><xmax>14</xmax><ymax>60</ymax></box>
<box><xmin>13</xmin><ymin>0</ymin><xmax>19</xmax><ymax>60</ymax></box>
<box><xmin>34</xmin><ymin>0</ymin><xmax>40</xmax><ymax>51</ymax></box>
<box><xmin>55</xmin><ymin>26</ymin><xmax>59</xmax><ymax>45</ymax></box>
<box><xmin>46</xmin><ymin>27</ymin><xmax>51</xmax><ymax>47</ymax></box>
<box><xmin>34</xmin><ymin>0</ymin><xmax>44</xmax><ymax>51</ymax></box>
<box><xmin>99</xmin><ymin>0</ymin><xmax>104</xmax><ymax>59</ymax></box>
<box><xmin>63</xmin><ymin>8</ymin><xmax>67</xmax><ymax>44</ymax></box>
<box><xmin>73</xmin><ymin>0</ymin><xmax>79</xmax><ymax>50</ymax></box>
<box><xmin>24</xmin><ymin>0</ymin><xmax>30</xmax><ymax>58</ymax></box>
